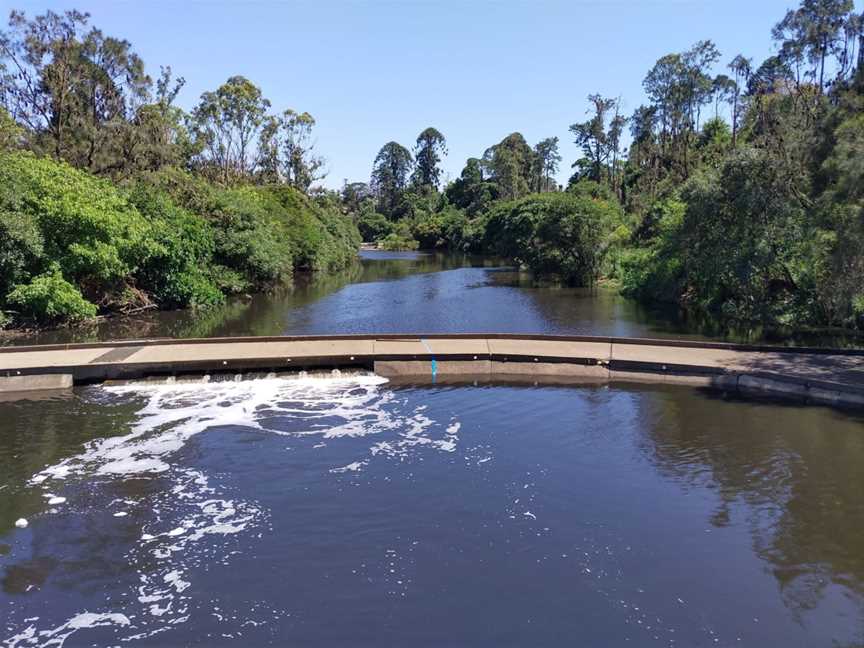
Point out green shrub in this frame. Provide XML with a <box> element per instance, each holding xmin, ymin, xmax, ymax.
<box><xmin>0</xmin><ymin>107</ymin><xmax>22</xmax><ymax>152</ymax></box>
<box><xmin>7</xmin><ymin>265</ymin><xmax>98</xmax><ymax>322</ymax></box>
<box><xmin>0</xmin><ymin>152</ymin><xmax>152</xmax><ymax>285</ymax></box>
<box><xmin>357</xmin><ymin>211</ymin><xmax>393</xmax><ymax>242</ymax></box>
<box><xmin>0</xmin><ymin>156</ymin><xmax>360</xmax><ymax>327</ymax></box>
<box><xmin>264</xmin><ymin>186</ymin><xmax>360</xmax><ymax>271</ymax></box>
<box><xmin>210</xmin><ymin>186</ymin><xmax>294</xmax><ymax>284</ymax></box>
<box><xmin>208</xmin><ymin>265</ymin><xmax>248</xmax><ymax>295</ymax></box>
<box><xmin>619</xmin><ymin>198</ymin><xmax>686</xmax><ymax>302</ymax></box>
<box><xmin>0</xmin><ymin>208</ymin><xmax>44</xmax><ymax>298</ymax></box>
<box><xmin>126</xmin><ymin>183</ymin><xmax>223</xmax><ymax>307</ymax></box>
<box><xmin>408</xmin><ymin>207</ymin><xmax>473</xmax><ymax>250</ymax></box>
<box><xmin>485</xmin><ymin>192</ymin><xmax>620</xmax><ymax>285</ymax></box>
<box><xmin>410</xmin><ymin>213</ymin><xmax>445</xmax><ymax>249</ymax></box>
<box><xmin>379</xmin><ymin>232</ymin><xmax>420</xmax><ymax>251</ymax></box>
<box><xmin>142</xmin><ymin>169</ymin><xmax>360</xmax><ymax>282</ymax></box>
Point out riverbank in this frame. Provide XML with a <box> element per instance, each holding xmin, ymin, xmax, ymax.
<box><xmin>4</xmin><ymin>251</ymin><xmax>864</xmax><ymax>350</ymax></box>
<box><xmin>0</xmin><ymin>152</ymin><xmax>361</xmax><ymax>332</ymax></box>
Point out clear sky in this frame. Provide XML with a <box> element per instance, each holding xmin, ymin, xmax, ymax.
<box><xmin>0</xmin><ymin>0</ymin><xmax>841</xmax><ymax>188</ymax></box>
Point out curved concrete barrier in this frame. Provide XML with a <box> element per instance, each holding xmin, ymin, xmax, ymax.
<box><xmin>1</xmin><ymin>334</ymin><xmax>862</xmax><ymax>409</ymax></box>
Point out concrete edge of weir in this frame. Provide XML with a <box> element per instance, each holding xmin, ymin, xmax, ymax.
<box><xmin>0</xmin><ymin>334</ymin><xmax>862</xmax><ymax>411</ymax></box>
<box><xmin>3</xmin><ymin>332</ymin><xmax>864</xmax><ymax>356</ymax></box>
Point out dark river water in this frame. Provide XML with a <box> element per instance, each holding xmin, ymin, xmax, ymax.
<box><xmin>2</xmin><ymin>252</ymin><xmax>863</xmax><ymax>646</ymax></box>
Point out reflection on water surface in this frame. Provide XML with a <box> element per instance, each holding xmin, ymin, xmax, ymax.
<box><xmin>1</xmin><ymin>378</ymin><xmax>863</xmax><ymax>646</ymax></box>
<box><xmin>8</xmin><ymin>250</ymin><xmax>863</xmax><ymax>347</ymax></box>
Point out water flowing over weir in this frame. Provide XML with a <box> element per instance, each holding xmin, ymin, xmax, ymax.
<box><xmin>3</xmin><ymin>374</ymin><xmax>464</xmax><ymax>646</ymax></box>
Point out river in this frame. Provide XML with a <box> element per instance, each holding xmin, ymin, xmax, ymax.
<box><xmin>1</xmin><ymin>251</ymin><xmax>863</xmax><ymax>646</ymax></box>
<box><xmin>7</xmin><ymin>250</ymin><xmax>861</xmax><ymax>346</ymax></box>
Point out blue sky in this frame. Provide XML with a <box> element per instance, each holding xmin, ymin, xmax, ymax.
<box><xmin>0</xmin><ymin>0</ymin><xmax>839</xmax><ymax>188</ymax></box>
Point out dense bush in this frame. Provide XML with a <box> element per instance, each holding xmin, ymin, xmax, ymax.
<box><xmin>484</xmin><ymin>191</ymin><xmax>622</xmax><ymax>285</ymax></box>
<box><xmin>0</xmin><ymin>153</ymin><xmax>360</xmax><ymax>328</ymax></box>
<box><xmin>621</xmin><ymin>150</ymin><xmax>817</xmax><ymax>326</ymax></box>
<box><xmin>357</xmin><ymin>211</ymin><xmax>393</xmax><ymax>242</ymax></box>
<box><xmin>0</xmin><ymin>205</ymin><xmax>44</xmax><ymax>299</ymax></box>
<box><xmin>143</xmin><ymin>169</ymin><xmax>359</xmax><ymax>281</ymax></box>
<box><xmin>1</xmin><ymin>152</ymin><xmax>153</xmax><ymax>290</ymax></box>
<box><xmin>210</xmin><ymin>186</ymin><xmax>295</xmax><ymax>285</ymax></box>
<box><xmin>618</xmin><ymin>198</ymin><xmax>686</xmax><ymax>303</ymax></box>
<box><xmin>276</xmin><ymin>188</ymin><xmax>361</xmax><ymax>271</ymax></box>
<box><xmin>379</xmin><ymin>233</ymin><xmax>420</xmax><ymax>251</ymax></box>
<box><xmin>7</xmin><ymin>264</ymin><xmax>98</xmax><ymax>322</ymax></box>
<box><xmin>126</xmin><ymin>184</ymin><xmax>224</xmax><ymax>307</ymax></box>
<box><xmin>409</xmin><ymin>207</ymin><xmax>471</xmax><ymax>250</ymax></box>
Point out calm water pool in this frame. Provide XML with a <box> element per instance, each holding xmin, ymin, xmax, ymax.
<box><xmin>2</xmin><ymin>377</ymin><xmax>863</xmax><ymax>646</ymax></box>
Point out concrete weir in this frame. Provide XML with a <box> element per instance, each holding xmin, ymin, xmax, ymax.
<box><xmin>1</xmin><ymin>334</ymin><xmax>863</xmax><ymax>409</ymax></box>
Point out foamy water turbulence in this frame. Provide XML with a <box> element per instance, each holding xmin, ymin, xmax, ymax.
<box><xmin>5</xmin><ymin>374</ymin><xmax>462</xmax><ymax>647</ymax></box>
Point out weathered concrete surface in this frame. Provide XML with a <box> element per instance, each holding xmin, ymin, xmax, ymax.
<box><xmin>1</xmin><ymin>334</ymin><xmax>862</xmax><ymax>408</ymax></box>
<box><xmin>375</xmin><ymin>360</ymin><xmax>608</xmax><ymax>381</ymax></box>
<box><xmin>0</xmin><ymin>373</ymin><xmax>73</xmax><ymax>393</ymax></box>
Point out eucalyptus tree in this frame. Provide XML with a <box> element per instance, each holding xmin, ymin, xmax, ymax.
<box><xmin>371</xmin><ymin>141</ymin><xmax>413</xmax><ymax>218</ymax></box>
<box><xmin>728</xmin><ymin>54</ymin><xmax>752</xmax><ymax>144</ymax></box>
<box><xmin>533</xmin><ymin>137</ymin><xmax>561</xmax><ymax>192</ymax></box>
<box><xmin>282</xmin><ymin>110</ymin><xmax>325</xmax><ymax>191</ymax></box>
<box><xmin>570</xmin><ymin>95</ymin><xmax>628</xmax><ymax>189</ymax></box>
<box><xmin>772</xmin><ymin>0</ymin><xmax>855</xmax><ymax>93</ymax></box>
<box><xmin>683</xmin><ymin>40</ymin><xmax>721</xmax><ymax>129</ymax></box>
<box><xmin>643</xmin><ymin>54</ymin><xmax>685</xmax><ymax>152</ymax></box>
<box><xmin>640</xmin><ymin>42</ymin><xmax>723</xmax><ymax>174</ymax></box>
<box><xmin>486</xmin><ymin>132</ymin><xmax>534</xmax><ymax>200</ymax></box>
<box><xmin>711</xmin><ymin>74</ymin><xmax>736</xmax><ymax>120</ymax></box>
<box><xmin>124</xmin><ymin>66</ymin><xmax>195</xmax><ymax>173</ymax></box>
<box><xmin>0</xmin><ymin>9</ymin><xmax>151</xmax><ymax>172</ymax></box>
<box><xmin>610</xmin><ymin>116</ymin><xmax>629</xmax><ymax>197</ymax></box>
<box><xmin>748</xmin><ymin>55</ymin><xmax>794</xmax><ymax>95</ymax></box>
<box><xmin>410</xmin><ymin>127</ymin><xmax>447</xmax><ymax>192</ymax></box>
<box><xmin>258</xmin><ymin>109</ymin><xmax>325</xmax><ymax>191</ymax></box>
<box><xmin>192</xmin><ymin>75</ymin><xmax>271</xmax><ymax>182</ymax></box>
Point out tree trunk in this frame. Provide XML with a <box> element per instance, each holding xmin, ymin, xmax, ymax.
<box><xmin>732</xmin><ymin>92</ymin><xmax>738</xmax><ymax>147</ymax></box>
<box><xmin>819</xmin><ymin>36</ymin><xmax>827</xmax><ymax>93</ymax></box>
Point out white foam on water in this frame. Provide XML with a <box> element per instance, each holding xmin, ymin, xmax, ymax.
<box><xmin>3</xmin><ymin>613</ymin><xmax>130</xmax><ymax>648</ymax></box>
<box><xmin>8</xmin><ymin>374</ymin><xmax>463</xmax><ymax>646</ymax></box>
<box><xmin>28</xmin><ymin>375</ymin><xmax>393</xmax><ymax>486</ymax></box>
<box><xmin>330</xmin><ymin>461</ymin><xmax>366</xmax><ymax>473</ymax></box>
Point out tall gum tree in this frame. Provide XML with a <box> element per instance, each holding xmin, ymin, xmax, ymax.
<box><xmin>371</xmin><ymin>141</ymin><xmax>413</xmax><ymax>219</ymax></box>
<box><xmin>411</xmin><ymin>127</ymin><xmax>447</xmax><ymax>192</ymax></box>
<box><xmin>0</xmin><ymin>9</ymin><xmax>151</xmax><ymax>172</ymax></box>
<box><xmin>192</xmin><ymin>75</ymin><xmax>271</xmax><ymax>183</ymax></box>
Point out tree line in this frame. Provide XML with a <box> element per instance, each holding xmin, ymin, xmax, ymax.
<box><xmin>342</xmin><ymin>0</ymin><xmax>864</xmax><ymax>334</ymax></box>
<box><xmin>2</xmin><ymin>0</ymin><xmax>863</xmax><ymax>335</ymax></box>
<box><xmin>0</xmin><ymin>9</ymin><xmax>357</xmax><ymax>328</ymax></box>
<box><xmin>0</xmin><ymin>10</ymin><xmax>327</xmax><ymax>188</ymax></box>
